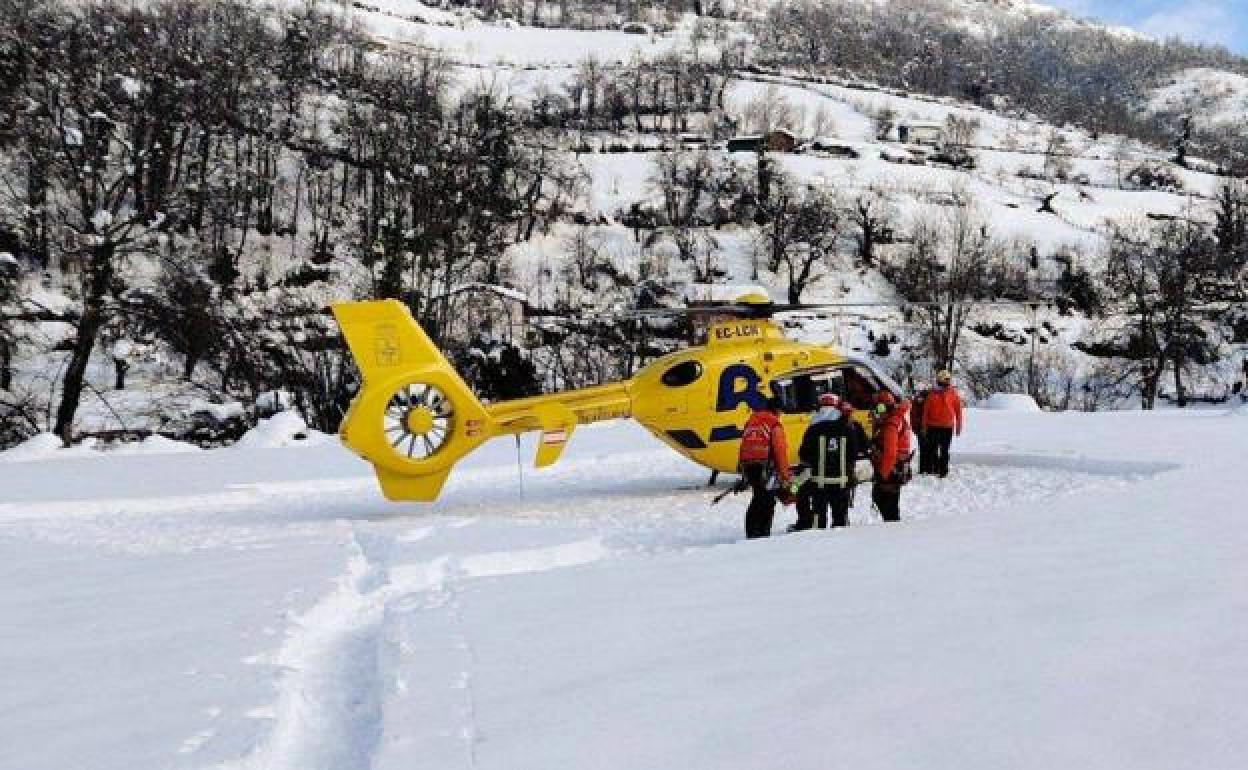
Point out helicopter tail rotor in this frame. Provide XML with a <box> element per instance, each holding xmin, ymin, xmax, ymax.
<box><xmin>332</xmin><ymin>300</ymin><xmax>494</xmax><ymax>501</ymax></box>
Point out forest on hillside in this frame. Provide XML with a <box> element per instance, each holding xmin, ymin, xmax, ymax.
<box><xmin>755</xmin><ymin>1</ymin><xmax>1248</xmax><ymax>174</ymax></box>
<box><xmin>1</xmin><ymin>0</ymin><xmax>1247</xmax><ymax>451</ymax></box>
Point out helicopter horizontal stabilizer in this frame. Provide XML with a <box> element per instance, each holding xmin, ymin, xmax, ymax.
<box><xmin>530</xmin><ymin>402</ymin><xmax>578</xmax><ymax>468</ymax></box>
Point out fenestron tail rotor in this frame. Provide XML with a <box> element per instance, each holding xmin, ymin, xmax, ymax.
<box><xmin>332</xmin><ymin>300</ymin><xmax>494</xmax><ymax>502</ymax></box>
<box><xmin>384</xmin><ymin>383</ymin><xmax>455</xmax><ymax>460</ymax></box>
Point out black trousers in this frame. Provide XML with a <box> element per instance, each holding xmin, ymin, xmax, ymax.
<box><xmin>917</xmin><ymin>430</ymin><xmax>936</xmax><ymax>474</ymax></box>
<box><xmin>928</xmin><ymin>427</ymin><xmax>954</xmax><ymax>477</ymax></box>
<box><xmin>872</xmin><ymin>481</ymin><xmax>901</xmax><ymax>522</ymax></box>
<box><xmin>795</xmin><ymin>483</ymin><xmax>852</xmax><ymax>529</ymax></box>
<box><xmin>742</xmin><ymin>462</ymin><xmax>776</xmax><ymax>538</ymax></box>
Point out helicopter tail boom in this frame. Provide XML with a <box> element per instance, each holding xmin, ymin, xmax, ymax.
<box><xmin>333</xmin><ymin>300</ymin><xmax>635</xmax><ymax>502</ymax></box>
<box><xmin>487</xmin><ymin>381</ymin><xmax>632</xmax><ymax>468</ymax></box>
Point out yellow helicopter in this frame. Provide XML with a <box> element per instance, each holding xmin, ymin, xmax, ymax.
<box><xmin>331</xmin><ymin>295</ymin><xmax>906</xmax><ymax>501</ymax></box>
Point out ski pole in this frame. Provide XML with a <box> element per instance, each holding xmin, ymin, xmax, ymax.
<box><xmin>712</xmin><ymin>478</ymin><xmax>746</xmax><ymax>505</ymax></box>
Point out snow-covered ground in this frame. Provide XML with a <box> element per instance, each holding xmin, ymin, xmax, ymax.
<box><xmin>3</xmin><ymin>408</ymin><xmax>1247</xmax><ymax>769</ymax></box>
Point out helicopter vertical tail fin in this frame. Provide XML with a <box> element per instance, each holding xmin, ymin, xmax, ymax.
<box><xmin>332</xmin><ymin>300</ymin><xmax>494</xmax><ymax>501</ymax></box>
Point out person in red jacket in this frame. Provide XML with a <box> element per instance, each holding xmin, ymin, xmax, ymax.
<box><xmin>911</xmin><ymin>383</ymin><xmax>936</xmax><ymax>475</ymax></box>
<box><xmin>871</xmin><ymin>390</ymin><xmax>913</xmax><ymax>522</ymax></box>
<box><xmin>921</xmin><ymin>369</ymin><xmax>963</xmax><ymax>478</ymax></box>
<box><xmin>738</xmin><ymin>395</ymin><xmax>792</xmax><ymax>538</ymax></box>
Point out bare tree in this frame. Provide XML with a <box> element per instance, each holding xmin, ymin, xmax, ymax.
<box><xmin>0</xmin><ymin>254</ymin><xmax>17</xmax><ymax>391</ymax></box>
<box><xmin>572</xmin><ymin>54</ymin><xmax>607</xmax><ymax>127</ymax></box>
<box><xmin>1172</xmin><ymin>114</ymin><xmax>1192</xmax><ymax>168</ymax></box>
<box><xmin>1042</xmin><ymin>129</ymin><xmax>1073</xmax><ymax>182</ymax></box>
<box><xmin>671</xmin><ymin>226</ymin><xmax>722</xmax><ymax>284</ymax></box>
<box><xmin>741</xmin><ymin>84</ymin><xmax>802</xmax><ymax>135</ymax></box>
<box><xmin>755</xmin><ymin>176</ymin><xmax>842</xmax><ymax>303</ymax></box>
<box><xmin>941</xmin><ymin>114</ymin><xmax>980</xmax><ymax>167</ymax></box>
<box><xmin>888</xmin><ymin>207</ymin><xmax>1002</xmax><ymax>371</ymax></box>
<box><xmin>1104</xmin><ymin>219</ymin><xmax>1220</xmax><ymax>409</ymax></box>
<box><xmin>871</xmin><ymin>105</ymin><xmax>897</xmax><ymax>141</ymax></box>
<box><xmin>1213</xmin><ymin>183</ymin><xmax>1247</xmax><ymax>287</ymax></box>
<box><xmin>650</xmin><ymin>150</ymin><xmax>715</xmax><ymax>227</ymax></box>
<box><xmin>809</xmin><ymin>105</ymin><xmax>836</xmax><ymax>138</ymax></box>
<box><xmin>847</xmin><ymin>187</ymin><xmax>894</xmax><ymax>267</ymax></box>
<box><xmin>1111</xmin><ymin>137</ymin><xmax>1134</xmax><ymax>190</ymax></box>
<box><xmin>24</xmin><ymin>6</ymin><xmax>195</xmax><ymax>442</ymax></box>
<box><xmin>561</xmin><ymin>224</ymin><xmax>607</xmax><ymax>296</ymax></box>
<box><xmin>128</xmin><ymin>252</ymin><xmax>225</xmax><ymax>381</ymax></box>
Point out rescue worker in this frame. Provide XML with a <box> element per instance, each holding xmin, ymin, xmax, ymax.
<box><xmin>921</xmin><ymin>369</ymin><xmax>963</xmax><ymax>478</ymax></box>
<box><xmin>790</xmin><ymin>393</ymin><xmax>865</xmax><ymax>530</ymax></box>
<box><xmin>737</xmin><ymin>394</ymin><xmax>792</xmax><ymax>539</ymax></box>
<box><xmin>870</xmin><ymin>391</ymin><xmax>912</xmax><ymax>522</ymax></box>
<box><xmin>912</xmin><ymin>383</ymin><xmax>935</xmax><ymax>474</ymax></box>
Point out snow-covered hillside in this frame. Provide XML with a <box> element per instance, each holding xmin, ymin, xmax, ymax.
<box><xmin>1150</xmin><ymin>67</ymin><xmax>1248</xmax><ymax>129</ymax></box>
<box><xmin>3</xmin><ymin>408</ymin><xmax>1247</xmax><ymax>769</ymax></box>
<box><xmin>2</xmin><ymin>0</ymin><xmax>1247</xmax><ymax>451</ymax></box>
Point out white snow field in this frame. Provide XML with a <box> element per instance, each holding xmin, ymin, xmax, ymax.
<box><xmin>3</xmin><ymin>408</ymin><xmax>1247</xmax><ymax>770</ymax></box>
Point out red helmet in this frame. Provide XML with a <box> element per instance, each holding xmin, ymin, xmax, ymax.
<box><xmin>818</xmin><ymin>392</ymin><xmax>841</xmax><ymax>408</ymax></box>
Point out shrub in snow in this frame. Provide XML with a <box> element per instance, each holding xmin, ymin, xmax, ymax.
<box><xmin>1126</xmin><ymin>162</ymin><xmax>1184</xmax><ymax>192</ymax></box>
<box><xmin>190</xmin><ymin>400</ymin><xmax>245</xmax><ymax>423</ymax></box>
<box><xmin>235</xmin><ymin>411</ymin><xmax>324</xmax><ymax>450</ymax></box>
<box><xmin>182</xmin><ymin>401</ymin><xmax>248</xmax><ymax>447</ymax></box>
<box><xmin>452</xmin><ymin>338</ymin><xmax>541</xmax><ymax>401</ymax></box>
<box><xmin>930</xmin><ymin>149</ymin><xmax>976</xmax><ymax>170</ymax></box>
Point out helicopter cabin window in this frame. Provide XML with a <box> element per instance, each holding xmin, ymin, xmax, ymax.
<box><xmin>771</xmin><ymin>369</ymin><xmax>846</xmax><ymax>413</ymax></box>
<box><xmin>661</xmin><ymin>360</ymin><xmax>703</xmax><ymax>387</ymax></box>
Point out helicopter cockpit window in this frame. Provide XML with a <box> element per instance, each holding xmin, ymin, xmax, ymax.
<box><xmin>661</xmin><ymin>360</ymin><xmax>703</xmax><ymax>387</ymax></box>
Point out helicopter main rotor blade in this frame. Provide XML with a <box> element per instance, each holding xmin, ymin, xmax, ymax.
<box><xmin>594</xmin><ymin>298</ymin><xmax>1057</xmax><ymax>322</ymax></box>
<box><xmin>604</xmin><ymin>304</ymin><xmax>761</xmax><ymax>321</ymax></box>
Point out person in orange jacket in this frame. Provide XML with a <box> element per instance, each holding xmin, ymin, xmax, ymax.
<box><xmin>738</xmin><ymin>394</ymin><xmax>792</xmax><ymax>538</ymax></box>
<box><xmin>912</xmin><ymin>383</ymin><xmax>940</xmax><ymax>475</ymax></box>
<box><xmin>921</xmin><ymin>369</ymin><xmax>963</xmax><ymax>478</ymax></box>
<box><xmin>871</xmin><ymin>390</ymin><xmax>913</xmax><ymax>522</ymax></box>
